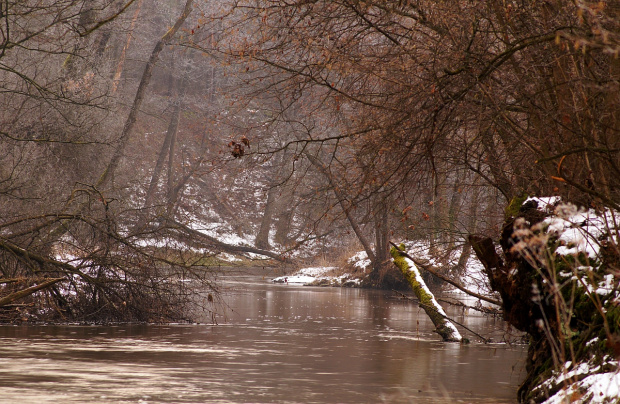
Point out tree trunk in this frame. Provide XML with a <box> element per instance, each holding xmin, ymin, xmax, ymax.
<box><xmin>97</xmin><ymin>0</ymin><xmax>194</xmax><ymax>189</ymax></box>
<box><xmin>390</xmin><ymin>244</ymin><xmax>462</xmax><ymax>342</ymax></box>
<box><xmin>195</xmin><ymin>177</ymin><xmax>248</xmax><ymax>237</ymax></box>
<box><xmin>142</xmin><ymin>76</ymin><xmax>187</xmax><ymax>214</ymax></box>
<box><xmin>168</xmin><ymin>219</ymin><xmax>290</xmax><ymax>263</ymax></box>
<box><xmin>447</xmin><ymin>169</ymin><xmax>465</xmax><ymax>251</ymax></box>
<box><xmin>481</xmin><ymin>129</ymin><xmax>514</xmax><ymax>201</ymax></box>
<box><xmin>373</xmin><ymin>201</ymin><xmax>389</xmax><ymax>270</ymax></box>
<box><xmin>111</xmin><ymin>0</ymin><xmax>145</xmax><ymax>94</ymax></box>
<box><xmin>305</xmin><ymin>153</ymin><xmax>376</xmax><ymax>264</ymax></box>
<box><xmin>454</xmin><ymin>183</ymin><xmax>480</xmax><ymax>275</ymax></box>
<box><xmin>42</xmin><ymin>0</ymin><xmax>190</xmax><ymax>244</ymax></box>
<box><xmin>255</xmin><ymin>186</ymin><xmax>278</xmax><ymax>250</ymax></box>
<box><xmin>0</xmin><ymin>278</ymin><xmax>64</xmax><ymax>307</ymax></box>
<box><xmin>165</xmin><ymin>156</ymin><xmax>205</xmax><ymax>218</ymax></box>
<box><xmin>166</xmin><ymin>116</ymin><xmax>179</xmax><ymax>203</ymax></box>
<box><xmin>274</xmin><ymin>197</ymin><xmax>294</xmax><ymax>246</ymax></box>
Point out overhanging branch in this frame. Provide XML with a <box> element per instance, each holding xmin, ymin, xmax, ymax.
<box><xmin>389</xmin><ymin>241</ymin><xmax>502</xmax><ymax>306</ymax></box>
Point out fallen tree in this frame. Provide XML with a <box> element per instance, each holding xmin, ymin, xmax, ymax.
<box><xmin>0</xmin><ymin>278</ymin><xmax>64</xmax><ymax>307</ymax></box>
<box><xmin>166</xmin><ymin>219</ymin><xmax>292</xmax><ymax>263</ymax></box>
<box><xmin>389</xmin><ymin>241</ymin><xmax>501</xmax><ymax>307</ymax></box>
<box><xmin>390</xmin><ymin>243</ymin><xmax>462</xmax><ymax>342</ymax></box>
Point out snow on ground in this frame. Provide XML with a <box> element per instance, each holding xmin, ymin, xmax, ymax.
<box><xmin>526</xmin><ymin>197</ymin><xmax>618</xmax><ymax>259</ymax></box>
<box><xmin>538</xmin><ymin>355</ymin><xmax>620</xmax><ymax>404</ymax></box>
<box><xmin>181</xmin><ymin>209</ymin><xmax>324</xmax><ymax>261</ymax></box>
<box><xmin>526</xmin><ymin>196</ymin><xmax>562</xmax><ymax>212</ymax></box>
<box><xmin>272</xmin><ymin>266</ymin><xmax>358</xmax><ymax>285</ymax></box>
<box><xmin>272</xmin><ymin>240</ymin><xmax>492</xmax><ymax>297</ymax></box>
<box><xmin>218</xmin><ymin>252</ymin><xmax>242</xmax><ymax>262</ymax></box>
<box><xmin>272</xmin><ymin>266</ymin><xmax>336</xmax><ymax>284</ymax></box>
<box><xmin>523</xmin><ymin>197</ymin><xmax>620</xmax><ymax>403</ymax></box>
<box><xmin>188</xmin><ymin>221</ymin><xmax>254</xmax><ymax>247</ymax></box>
<box><xmin>296</xmin><ymin>266</ymin><xmax>338</xmax><ymax>276</ymax></box>
<box><xmin>348</xmin><ymin>251</ymin><xmax>371</xmax><ymax>271</ymax></box>
<box><xmin>272</xmin><ymin>265</ymin><xmax>364</xmax><ymax>287</ymax></box>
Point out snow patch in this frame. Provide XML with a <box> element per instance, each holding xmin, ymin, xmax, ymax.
<box><xmin>403</xmin><ymin>256</ymin><xmax>462</xmax><ymax>341</ymax></box>
<box><xmin>348</xmin><ymin>250</ymin><xmax>371</xmax><ymax>271</ymax></box>
<box><xmin>272</xmin><ymin>266</ymin><xmax>338</xmax><ymax>284</ymax></box>
<box><xmin>542</xmin><ymin>202</ymin><xmax>617</xmax><ymax>259</ymax></box>
<box><xmin>218</xmin><ymin>252</ymin><xmax>242</xmax><ymax>262</ymax></box>
<box><xmin>541</xmin><ymin>367</ymin><xmax>620</xmax><ymax>404</ymax></box>
<box><xmin>525</xmin><ymin>196</ymin><xmax>562</xmax><ymax>212</ymax></box>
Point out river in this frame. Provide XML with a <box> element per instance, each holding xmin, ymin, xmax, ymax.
<box><xmin>0</xmin><ymin>273</ymin><xmax>527</xmax><ymax>403</ymax></box>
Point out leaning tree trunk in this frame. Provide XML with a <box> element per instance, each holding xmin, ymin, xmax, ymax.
<box><xmin>42</xmin><ymin>0</ymin><xmax>194</xmax><ymax>247</ymax></box>
<box><xmin>111</xmin><ymin>0</ymin><xmax>145</xmax><ymax>94</ymax></box>
<box><xmin>255</xmin><ymin>186</ymin><xmax>278</xmax><ymax>250</ymax></box>
<box><xmin>390</xmin><ymin>244</ymin><xmax>462</xmax><ymax>342</ymax></box>
<box><xmin>139</xmin><ymin>73</ymin><xmax>188</xmax><ymax>229</ymax></box>
<box><xmin>97</xmin><ymin>0</ymin><xmax>194</xmax><ymax>190</ymax></box>
<box><xmin>305</xmin><ymin>152</ymin><xmax>376</xmax><ymax>264</ymax></box>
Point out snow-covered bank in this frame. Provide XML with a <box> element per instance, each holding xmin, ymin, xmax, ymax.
<box><xmin>272</xmin><ymin>266</ymin><xmax>362</xmax><ymax>287</ymax></box>
<box><xmin>538</xmin><ymin>356</ymin><xmax>620</xmax><ymax>404</ymax></box>
<box><xmin>487</xmin><ymin>196</ymin><xmax>620</xmax><ymax>404</ymax></box>
<box><xmin>271</xmin><ymin>240</ymin><xmax>493</xmax><ymax>295</ymax></box>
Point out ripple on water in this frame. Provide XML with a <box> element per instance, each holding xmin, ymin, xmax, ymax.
<box><xmin>0</xmin><ymin>279</ymin><xmax>526</xmax><ymax>403</ymax></box>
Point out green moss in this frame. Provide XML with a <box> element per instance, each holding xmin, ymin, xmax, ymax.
<box><xmin>62</xmin><ymin>54</ymin><xmax>73</xmax><ymax>69</ymax></box>
<box><xmin>505</xmin><ymin>193</ymin><xmax>529</xmax><ymax>219</ymax></box>
<box><xmin>390</xmin><ymin>245</ymin><xmax>433</xmax><ymax>307</ymax></box>
<box><xmin>605</xmin><ymin>305</ymin><xmax>620</xmax><ymax>334</ymax></box>
<box><xmin>390</xmin><ymin>244</ymin><xmax>461</xmax><ymax>342</ymax></box>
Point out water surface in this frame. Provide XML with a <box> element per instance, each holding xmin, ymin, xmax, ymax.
<box><xmin>0</xmin><ymin>274</ymin><xmax>526</xmax><ymax>403</ymax></box>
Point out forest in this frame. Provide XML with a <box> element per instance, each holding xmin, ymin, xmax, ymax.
<box><xmin>0</xmin><ymin>1</ymin><xmax>618</xmax><ymax>402</ymax></box>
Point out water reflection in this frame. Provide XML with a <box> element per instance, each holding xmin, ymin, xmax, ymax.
<box><xmin>0</xmin><ymin>276</ymin><xmax>526</xmax><ymax>403</ymax></box>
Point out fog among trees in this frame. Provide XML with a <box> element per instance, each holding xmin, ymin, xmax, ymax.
<box><xmin>0</xmin><ymin>0</ymin><xmax>617</xmax><ymax>317</ymax></box>
<box><xmin>0</xmin><ymin>1</ymin><xmax>618</xmax><ymax>402</ymax></box>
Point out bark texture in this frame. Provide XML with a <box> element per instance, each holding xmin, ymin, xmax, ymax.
<box><xmin>469</xmin><ymin>198</ymin><xmax>620</xmax><ymax>402</ymax></box>
<box><xmin>390</xmin><ymin>244</ymin><xmax>462</xmax><ymax>342</ymax></box>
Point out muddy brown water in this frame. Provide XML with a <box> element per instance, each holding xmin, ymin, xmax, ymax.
<box><xmin>0</xmin><ymin>273</ymin><xmax>527</xmax><ymax>403</ymax></box>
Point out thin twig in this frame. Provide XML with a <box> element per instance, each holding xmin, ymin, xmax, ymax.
<box><xmin>419</xmin><ymin>301</ymin><xmax>492</xmax><ymax>343</ymax></box>
<box><xmin>389</xmin><ymin>241</ymin><xmax>502</xmax><ymax>306</ymax></box>
<box><xmin>392</xmin><ymin>290</ymin><xmax>493</xmax><ymax>343</ymax></box>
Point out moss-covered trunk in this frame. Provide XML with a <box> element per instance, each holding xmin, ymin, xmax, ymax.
<box><xmin>390</xmin><ymin>244</ymin><xmax>462</xmax><ymax>342</ymax></box>
<box><xmin>470</xmin><ymin>197</ymin><xmax>620</xmax><ymax>403</ymax></box>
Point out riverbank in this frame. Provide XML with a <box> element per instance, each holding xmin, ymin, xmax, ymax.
<box><xmin>272</xmin><ymin>241</ymin><xmax>492</xmax><ymax>296</ymax></box>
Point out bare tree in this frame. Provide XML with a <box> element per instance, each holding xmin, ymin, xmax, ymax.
<box><xmin>0</xmin><ymin>0</ymin><xmax>227</xmax><ymax>323</ymax></box>
<box><xmin>202</xmin><ymin>0</ymin><xmax>618</xmax><ymax>261</ymax></box>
